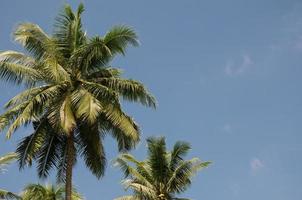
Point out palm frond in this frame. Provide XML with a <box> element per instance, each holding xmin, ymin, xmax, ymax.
<box><xmin>22</xmin><ymin>183</ymin><xmax>46</xmax><ymax>200</ymax></box>
<box><xmin>87</xmin><ymin>67</ymin><xmax>122</xmax><ymax>79</ymax></box>
<box><xmin>97</xmin><ymin>77</ymin><xmax>156</xmax><ymax>108</ymax></box>
<box><xmin>0</xmin><ymin>60</ymin><xmax>41</xmax><ymax>85</ymax></box>
<box><xmin>72</xmin><ymin>36</ymin><xmax>112</xmax><ymax>71</ymax></box>
<box><xmin>0</xmin><ymin>153</ymin><xmax>17</xmax><ymax>166</ymax></box>
<box><xmin>0</xmin><ymin>189</ymin><xmax>21</xmax><ymax>200</ymax></box>
<box><xmin>59</xmin><ymin>95</ymin><xmax>76</xmax><ymax>134</ymax></box>
<box><xmin>123</xmin><ymin>180</ymin><xmax>157</xmax><ymax>199</ymax></box>
<box><xmin>4</xmin><ymin>85</ymin><xmax>50</xmax><ymax>108</ymax></box>
<box><xmin>110</xmin><ymin>123</ymin><xmax>139</xmax><ymax>152</ymax></box>
<box><xmin>102</xmin><ymin>104</ymin><xmax>140</xmax><ymax>142</ymax></box>
<box><xmin>114</xmin><ymin>154</ymin><xmax>154</xmax><ymax>189</ymax></box>
<box><xmin>16</xmin><ymin>119</ymin><xmax>48</xmax><ymax>169</ymax></box>
<box><xmin>71</xmin><ymin>89</ymin><xmax>102</xmax><ymax>124</ymax></box>
<box><xmin>54</xmin><ymin>3</ymin><xmax>86</xmax><ymax>57</ymax></box>
<box><xmin>169</xmin><ymin>141</ymin><xmax>191</xmax><ymax>171</ymax></box>
<box><xmin>76</xmin><ymin>123</ymin><xmax>106</xmax><ymax>178</ymax></box>
<box><xmin>114</xmin><ymin>195</ymin><xmax>141</xmax><ymax>200</ymax></box>
<box><xmin>167</xmin><ymin>158</ymin><xmax>210</xmax><ymax>193</ymax></box>
<box><xmin>14</xmin><ymin>23</ymin><xmax>61</xmax><ymax>61</ymax></box>
<box><xmin>36</xmin><ymin>130</ymin><xmax>62</xmax><ymax>178</ymax></box>
<box><xmin>147</xmin><ymin>137</ymin><xmax>169</xmax><ymax>184</ymax></box>
<box><xmin>104</xmin><ymin>25</ymin><xmax>139</xmax><ymax>56</ymax></box>
<box><xmin>56</xmin><ymin>136</ymin><xmax>68</xmax><ymax>183</ymax></box>
<box><xmin>3</xmin><ymin>83</ymin><xmax>68</xmax><ymax>138</ymax></box>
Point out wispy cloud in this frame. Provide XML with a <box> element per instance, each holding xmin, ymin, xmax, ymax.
<box><xmin>225</xmin><ymin>54</ymin><xmax>253</xmax><ymax>76</ymax></box>
<box><xmin>250</xmin><ymin>158</ymin><xmax>264</xmax><ymax>173</ymax></box>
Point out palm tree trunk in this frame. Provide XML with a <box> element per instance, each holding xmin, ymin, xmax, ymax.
<box><xmin>65</xmin><ymin>132</ymin><xmax>74</xmax><ymax>200</ymax></box>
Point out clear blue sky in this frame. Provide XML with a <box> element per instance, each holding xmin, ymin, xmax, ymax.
<box><xmin>1</xmin><ymin>0</ymin><xmax>302</xmax><ymax>199</ymax></box>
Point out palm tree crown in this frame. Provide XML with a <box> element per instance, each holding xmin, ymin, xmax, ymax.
<box><xmin>0</xmin><ymin>3</ymin><xmax>156</xmax><ymax>200</ymax></box>
<box><xmin>114</xmin><ymin>137</ymin><xmax>211</xmax><ymax>200</ymax></box>
<box><xmin>21</xmin><ymin>184</ymin><xmax>82</xmax><ymax>200</ymax></box>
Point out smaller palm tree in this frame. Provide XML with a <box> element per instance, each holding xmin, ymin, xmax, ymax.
<box><xmin>114</xmin><ymin>137</ymin><xmax>211</xmax><ymax>200</ymax></box>
<box><xmin>0</xmin><ymin>153</ymin><xmax>20</xmax><ymax>200</ymax></box>
<box><xmin>21</xmin><ymin>184</ymin><xmax>82</xmax><ymax>200</ymax></box>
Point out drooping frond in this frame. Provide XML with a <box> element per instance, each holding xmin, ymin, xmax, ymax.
<box><xmin>56</xmin><ymin>136</ymin><xmax>68</xmax><ymax>183</ymax></box>
<box><xmin>16</xmin><ymin>119</ymin><xmax>48</xmax><ymax>168</ymax></box>
<box><xmin>59</xmin><ymin>95</ymin><xmax>76</xmax><ymax>134</ymax></box>
<box><xmin>96</xmin><ymin>77</ymin><xmax>156</xmax><ymax>108</ymax></box>
<box><xmin>4</xmin><ymin>85</ymin><xmax>50</xmax><ymax>109</ymax></box>
<box><xmin>71</xmin><ymin>89</ymin><xmax>102</xmax><ymax>124</ymax></box>
<box><xmin>76</xmin><ymin>122</ymin><xmax>106</xmax><ymax>178</ymax></box>
<box><xmin>103</xmin><ymin>25</ymin><xmax>139</xmax><ymax>56</ymax></box>
<box><xmin>0</xmin><ymin>51</ymin><xmax>36</xmax><ymax>66</ymax></box>
<box><xmin>110</xmin><ymin>122</ymin><xmax>140</xmax><ymax>152</ymax></box>
<box><xmin>2</xmin><ymin>83</ymin><xmax>68</xmax><ymax>138</ymax></box>
<box><xmin>102</xmin><ymin>105</ymin><xmax>140</xmax><ymax>142</ymax></box>
<box><xmin>0</xmin><ymin>51</ymin><xmax>41</xmax><ymax>85</ymax></box>
<box><xmin>0</xmin><ymin>152</ymin><xmax>17</xmax><ymax>166</ymax></box>
<box><xmin>14</xmin><ymin>23</ymin><xmax>54</xmax><ymax>60</ymax></box>
<box><xmin>36</xmin><ymin>130</ymin><xmax>62</xmax><ymax>178</ymax></box>
<box><xmin>0</xmin><ymin>189</ymin><xmax>21</xmax><ymax>200</ymax></box>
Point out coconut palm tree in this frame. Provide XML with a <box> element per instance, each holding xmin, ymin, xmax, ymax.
<box><xmin>114</xmin><ymin>137</ymin><xmax>211</xmax><ymax>200</ymax></box>
<box><xmin>21</xmin><ymin>184</ymin><xmax>82</xmax><ymax>200</ymax></box>
<box><xmin>0</xmin><ymin>3</ymin><xmax>155</xmax><ymax>200</ymax></box>
<box><xmin>0</xmin><ymin>153</ymin><xmax>20</xmax><ymax>200</ymax></box>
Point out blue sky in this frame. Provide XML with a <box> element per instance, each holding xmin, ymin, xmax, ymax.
<box><xmin>1</xmin><ymin>0</ymin><xmax>302</xmax><ymax>199</ymax></box>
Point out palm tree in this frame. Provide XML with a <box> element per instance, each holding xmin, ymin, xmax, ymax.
<box><xmin>21</xmin><ymin>184</ymin><xmax>82</xmax><ymax>200</ymax></box>
<box><xmin>0</xmin><ymin>3</ymin><xmax>156</xmax><ymax>200</ymax></box>
<box><xmin>114</xmin><ymin>137</ymin><xmax>211</xmax><ymax>200</ymax></box>
<box><xmin>0</xmin><ymin>153</ymin><xmax>20</xmax><ymax>200</ymax></box>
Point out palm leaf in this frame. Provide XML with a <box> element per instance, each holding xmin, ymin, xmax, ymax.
<box><xmin>97</xmin><ymin>78</ymin><xmax>156</xmax><ymax>108</ymax></box>
<box><xmin>76</xmin><ymin>123</ymin><xmax>106</xmax><ymax>178</ymax></box>
<box><xmin>104</xmin><ymin>25</ymin><xmax>139</xmax><ymax>56</ymax></box>
<box><xmin>0</xmin><ymin>189</ymin><xmax>21</xmax><ymax>200</ymax></box>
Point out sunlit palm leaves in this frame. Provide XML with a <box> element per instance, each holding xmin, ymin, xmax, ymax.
<box><xmin>0</xmin><ymin>3</ymin><xmax>156</xmax><ymax>198</ymax></box>
<box><xmin>21</xmin><ymin>184</ymin><xmax>82</xmax><ymax>200</ymax></box>
<box><xmin>114</xmin><ymin>137</ymin><xmax>211</xmax><ymax>200</ymax></box>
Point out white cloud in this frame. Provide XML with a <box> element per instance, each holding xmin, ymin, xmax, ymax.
<box><xmin>250</xmin><ymin>158</ymin><xmax>264</xmax><ymax>172</ymax></box>
<box><xmin>225</xmin><ymin>54</ymin><xmax>253</xmax><ymax>76</ymax></box>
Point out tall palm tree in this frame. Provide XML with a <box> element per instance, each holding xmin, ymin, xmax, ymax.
<box><xmin>0</xmin><ymin>3</ymin><xmax>156</xmax><ymax>200</ymax></box>
<box><xmin>114</xmin><ymin>137</ymin><xmax>211</xmax><ymax>200</ymax></box>
<box><xmin>0</xmin><ymin>153</ymin><xmax>20</xmax><ymax>200</ymax></box>
<box><xmin>21</xmin><ymin>184</ymin><xmax>82</xmax><ymax>200</ymax></box>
